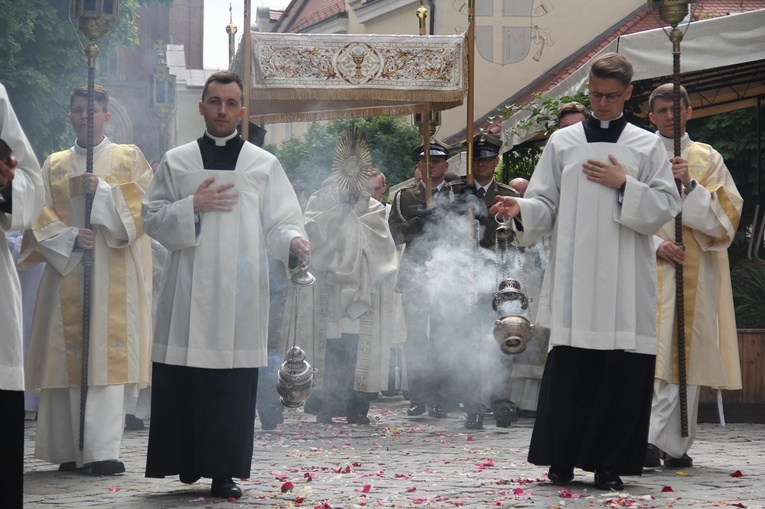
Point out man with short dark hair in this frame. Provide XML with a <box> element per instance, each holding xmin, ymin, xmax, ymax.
<box><xmin>365</xmin><ymin>169</ymin><xmax>387</xmax><ymax>203</ymax></box>
<box><xmin>449</xmin><ymin>133</ymin><xmax>521</xmax><ymax>430</ymax></box>
<box><xmin>491</xmin><ymin>52</ymin><xmax>681</xmax><ymax>490</ymax></box>
<box><xmin>645</xmin><ymin>83</ymin><xmax>742</xmax><ymax>469</ymax></box>
<box><xmin>21</xmin><ymin>84</ymin><xmax>153</xmax><ymax>476</ymax></box>
<box><xmin>557</xmin><ymin>102</ymin><xmax>590</xmax><ymax>129</ymax></box>
<box><xmin>389</xmin><ymin>138</ymin><xmax>454</xmax><ymax>419</ymax></box>
<box><xmin>143</xmin><ymin>71</ymin><xmax>309</xmax><ymax>499</ymax></box>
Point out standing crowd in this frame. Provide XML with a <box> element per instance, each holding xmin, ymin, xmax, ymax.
<box><xmin>1</xmin><ymin>50</ymin><xmax>743</xmax><ymax>507</ymax></box>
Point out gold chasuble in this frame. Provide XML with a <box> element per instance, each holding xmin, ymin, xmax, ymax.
<box><xmin>654</xmin><ymin>137</ymin><xmax>743</xmax><ymax>389</ymax></box>
<box><xmin>21</xmin><ymin>138</ymin><xmax>153</xmax><ymax>390</ymax></box>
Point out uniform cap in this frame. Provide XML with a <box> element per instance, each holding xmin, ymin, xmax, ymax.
<box><xmin>413</xmin><ymin>137</ymin><xmax>450</xmax><ymax>158</ymax></box>
<box><xmin>472</xmin><ymin>133</ymin><xmax>502</xmax><ymax>159</ymax></box>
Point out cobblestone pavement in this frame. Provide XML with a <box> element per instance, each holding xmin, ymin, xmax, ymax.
<box><xmin>23</xmin><ymin>395</ymin><xmax>765</xmax><ymax>508</ymax></box>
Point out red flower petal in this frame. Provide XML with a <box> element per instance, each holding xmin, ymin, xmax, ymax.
<box><xmin>661</xmin><ymin>486</ymin><xmax>674</xmax><ymax>492</ymax></box>
<box><xmin>281</xmin><ymin>481</ymin><xmax>295</xmax><ymax>492</ymax></box>
<box><xmin>295</xmin><ymin>496</ymin><xmax>305</xmax><ymax>504</ymax></box>
<box><xmin>730</xmin><ymin>470</ymin><xmax>744</xmax><ymax>477</ymax></box>
<box><xmin>406</xmin><ymin>487</ymin><xmax>417</xmax><ymax>493</ymax></box>
<box><xmin>467</xmin><ymin>435</ymin><xmax>475</xmax><ymax>442</ymax></box>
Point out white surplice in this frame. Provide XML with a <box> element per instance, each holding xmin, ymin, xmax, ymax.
<box><xmin>0</xmin><ymin>83</ymin><xmax>44</xmax><ymax>392</ymax></box>
<box><xmin>143</xmin><ymin>140</ymin><xmax>306</xmax><ymax>369</ymax></box>
<box><xmin>515</xmin><ymin>122</ymin><xmax>681</xmax><ymax>355</ymax></box>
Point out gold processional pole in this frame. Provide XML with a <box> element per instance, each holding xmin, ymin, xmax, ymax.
<box><xmin>416</xmin><ymin>2</ymin><xmax>432</xmax><ymax>208</ymax></box>
<box><xmin>465</xmin><ymin>0</ymin><xmax>477</xmax><ymax>314</ymax></box>
<box><xmin>241</xmin><ymin>0</ymin><xmax>252</xmax><ymax>141</ymax></box>
<box><xmin>227</xmin><ymin>3</ymin><xmax>238</xmax><ymax>65</ymax></box>
<box><xmin>648</xmin><ymin>0</ymin><xmax>698</xmax><ymax>438</ymax></box>
<box><xmin>68</xmin><ymin>0</ymin><xmax>119</xmax><ymax>452</ymax></box>
<box><xmin>465</xmin><ymin>0</ymin><xmax>475</xmax><ymax>188</ymax></box>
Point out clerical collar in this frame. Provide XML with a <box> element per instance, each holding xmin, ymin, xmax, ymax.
<box><xmin>583</xmin><ymin>114</ymin><xmax>627</xmax><ymax>143</ymax></box>
<box><xmin>74</xmin><ymin>136</ymin><xmax>108</xmax><ymax>152</ymax></box>
<box><xmin>203</xmin><ymin>130</ymin><xmax>239</xmax><ymax>147</ymax></box>
<box><xmin>658</xmin><ymin>132</ymin><xmax>691</xmax><ymax>151</ymax></box>
<box><xmin>198</xmin><ymin>132</ymin><xmax>245</xmax><ymax>170</ymax></box>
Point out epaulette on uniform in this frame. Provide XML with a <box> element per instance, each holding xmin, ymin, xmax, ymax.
<box><xmin>496</xmin><ymin>181</ymin><xmax>521</xmax><ymax>196</ymax></box>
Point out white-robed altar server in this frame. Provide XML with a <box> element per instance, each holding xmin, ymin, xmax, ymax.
<box><xmin>0</xmin><ymin>82</ymin><xmax>44</xmax><ymax>509</ymax></box>
<box><xmin>142</xmin><ymin>71</ymin><xmax>309</xmax><ymax>500</ymax></box>
<box><xmin>491</xmin><ymin>53</ymin><xmax>681</xmax><ymax>491</ymax></box>
<box><xmin>645</xmin><ymin>84</ymin><xmax>743</xmax><ymax>469</ymax></box>
<box><xmin>20</xmin><ymin>85</ymin><xmax>153</xmax><ymax>477</ymax></box>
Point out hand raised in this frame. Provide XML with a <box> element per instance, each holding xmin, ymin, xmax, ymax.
<box><xmin>582</xmin><ymin>155</ymin><xmax>627</xmax><ymax>190</ymax></box>
<box><xmin>193</xmin><ymin>177</ymin><xmax>239</xmax><ymax>214</ymax></box>
<box><xmin>489</xmin><ymin>195</ymin><xmax>520</xmax><ymax>221</ymax></box>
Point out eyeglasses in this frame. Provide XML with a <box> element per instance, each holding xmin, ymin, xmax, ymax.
<box><xmin>587</xmin><ymin>88</ymin><xmax>628</xmax><ymax>103</ymax></box>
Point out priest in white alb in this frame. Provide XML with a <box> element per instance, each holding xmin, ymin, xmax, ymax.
<box><xmin>20</xmin><ymin>85</ymin><xmax>153</xmax><ymax>476</ymax></box>
<box><xmin>294</xmin><ymin>129</ymin><xmax>398</xmax><ymax>425</ymax></box>
<box><xmin>142</xmin><ymin>71</ymin><xmax>309</xmax><ymax>500</ymax></box>
<box><xmin>645</xmin><ymin>84</ymin><xmax>743</xmax><ymax>469</ymax></box>
<box><xmin>491</xmin><ymin>53</ymin><xmax>681</xmax><ymax>491</ymax></box>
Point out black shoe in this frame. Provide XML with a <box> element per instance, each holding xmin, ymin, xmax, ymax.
<box><xmin>261</xmin><ymin>413</ymin><xmax>284</xmax><ymax>431</ymax></box>
<box><xmin>464</xmin><ymin>413</ymin><xmax>484</xmax><ymax>429</ymax></box>
<box><xmin>316</xmin><ymin>413</ymin><xmax>334</xmax><ymax>424</ymax></box>
<box><xmin>664</xmin><ymin>453</ymin><xmax>693</xmax><ymax>468</ymax></box>
<box><xmin>494</xmin><ymin>407</ymin><xmax>518</xmax><ymax>428</ymax></box>
<box><xmin>548</xmin><ymin>465</ymin><xmax>574</xmax><ymax>484</ymax></box>
<box><xmin>91</xmin><ymin>460</ymin><xmax>126</xmax><ymax>476</ymax></box>
<box><xmin>594</xmin><ymin>468</ymin><xmax>624</xmax><ymax>490</ymax></box>
<box><xmin>428</xmin><ymin>405</ymin><xmax>447</xmax><ymax>419</ymax></box>
<box><xmin>124</xmin><ymin>414</ymin><xmax>145</xmax><ymax>431</ymax></box>
<box><xmin>347</xmin><ymin>413</ymin><xmax>371</xmax><ymax>425</ymax></box>
<box><xmin>211</xmin><ymin>478</ymin><xmax>242</xmax><ymax>499</ymax></box>
<box><xmin>516</xmin><ymin>408</ymin><xmax>537</xmax><ymax>418</ymax></box>
<box><xmin>59</xmin><ymin>462</ymin><xmax>78</xmax><ymax>472</ymax></box>
<box><xmin>644</xmin><ymin>443</ymin><xmax>662</xmax><ymax>468</ymax></box>
<box><xmin>179</xmin><ymin>473</ymin><xmax>201</xmax><ymax>484</ymax></box>
<box><xmin>407</xmin><ymin>403</ymin><xmax>426</xmax><ymax>416</ymax></box>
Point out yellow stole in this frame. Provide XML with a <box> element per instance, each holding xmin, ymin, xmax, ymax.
<box><xmin>663</xmin><ymin>142</ymin><xmax>740</xmax><ymax>380</ymax></box>
<box><xmin>43</xmin><ymin>146</ymin><xmax>137</xmax><ymax>386</ymax></box>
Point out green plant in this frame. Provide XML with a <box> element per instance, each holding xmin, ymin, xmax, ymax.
<box><xmin>731</xmin><ymin>260</ymin><xmax>765</xmax><ymax>329</ymax></box>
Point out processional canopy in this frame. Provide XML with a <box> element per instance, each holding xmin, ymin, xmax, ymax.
<box><xmin>230</xmin><ymin>32</ymin><xmax>467</xmax><ymax>124</ymax></box>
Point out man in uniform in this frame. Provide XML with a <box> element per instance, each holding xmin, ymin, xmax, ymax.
<box><xmin>448</xmin><ymin>133</ymin><xmax>521</xmax><ymax>429</ymax></box>
<box><xmin>21</xmin><ymin>85</ymin><xmax>153</xmax><ymax>476</ymax></box>
<box><xmin>645</xmin><ymin>83</ymin><xmax>742</xmax><ymax>468</ymax></box>
<box><xmin>142</xmin><ymin>71</ymin><xmax>308</xmax><ymax>499</ymax></box>
<box><xmin>389</xmin><ymin>138</ymin><xmax>453</xmax><ymax>419</ymax></box>
<box><xmin>1</xmin><ymin>82</ymin><xmax>44</xmax><ymax>509</ymax></box>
